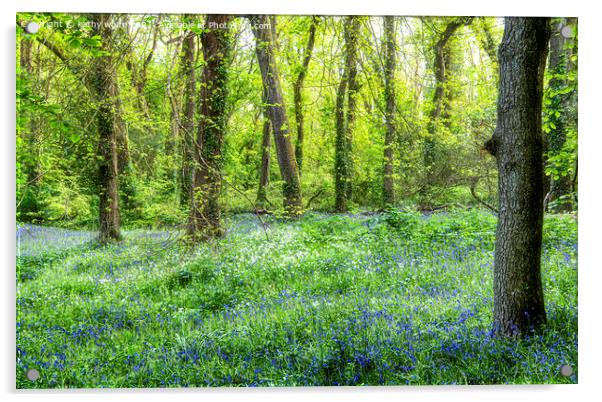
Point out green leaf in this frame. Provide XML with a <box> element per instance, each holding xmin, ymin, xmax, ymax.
<box><xmin>68</xmin><ymin>38</ymin><xmax>81</xmax><ymax>48</ymax></box>
<box><xmin>69</xmin><ymin>132</ymin><xmax>81</xmax><ymax>143</ymax></box>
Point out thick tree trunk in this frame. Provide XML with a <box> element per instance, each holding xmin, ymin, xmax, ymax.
<box><xmin>383</xmin><ymin>16</ymin><xmax>396</xmax><ymax>206</ymax></box>
<box><xmin>293</xmin><ymin>17</ymin><xmax>317</xmax><ymax>176</ymax></box>
<box><xmin>334</xmin><ymin>16</ymin><xmax>360</xmax><ymax>212</ymax></box>
<box><xmin>546</xmin><ymin>18</ymin><xmax>573</xmax><ymax>212</ymax></box>
<box><xmin>91</xmin><ymin>14</ymin><xmax>121</xmax><ymax>244</ymax></box>
<box><xmin>251</xmin><ymin>15</ymin><xmax>303</xmax><ymax>217</ymax></box>
<box><xmin>180</xmin><ymin>25</ymin><xmax>196</xmax><ymax>207</ymax></box>
<box><xmin>188</xmin><ymin>14</ymin><xmax>232</xmax><ymax>240</ymax></box>
<box><xmin>487</xmin><ymin>17</ymin><xmax>550</xmax><ymax>336</ymax></box>
<box><xmin>256</xmin><ymin>90</ymin><xmax>272</xmax><ymax>209</ymax></box>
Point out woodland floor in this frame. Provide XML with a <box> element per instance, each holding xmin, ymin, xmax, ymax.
<box><xmin>16</xmin><ymin>209</ymin><xmax>577</xmax><ymax>387</ymax></box>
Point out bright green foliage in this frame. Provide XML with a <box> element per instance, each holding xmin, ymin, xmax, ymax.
<box><xmin>15</xmin><ymin>14</ymin><xmax>517</xmax><ymax>225</ymax></box>
<box><xmin>543</xmin><ymin>20</ymin><xmax>578</xmax><ymax>209</ymax></box>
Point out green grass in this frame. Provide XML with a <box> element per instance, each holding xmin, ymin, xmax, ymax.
<box><xmin>16</xmin><ymin>209</ymin><xmax>578</xmax><ymax>388</ymax></box>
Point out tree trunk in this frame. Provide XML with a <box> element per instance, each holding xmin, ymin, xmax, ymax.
<box><xmin>91</xmin><ymin>14</ymin><xmax>121</xmax><ymax>244</ymax></box>
<box><xmin>293</xmin><ymin>17</ymin><xmax>317</xmax><ymax>176</ymax></box>
<box><xmin>18</xmin><ymin>37</ymin><xmax>42</xmax><ymax>219</ymax></box>
<box><xmin>19</xmin><ymin>38</ymin><xmax>40</xmax><ymax>186</ymax></box>
<box><xmin>180</xmin><ymin>24</ymin><xmax>196</xmax><ymax>207</ymax></box>
<box><xmin>334</xmin><ymin>16</ymin><xmax>360</xmax><ymax>212</ymax></box>
<box><xmin>546</xmin><ymin>18</ymin><xmax>573</xmax><ymax>212</ymax></box>
<box><xmin>256</xmin><ymin>90</ymin><xmax>272</xmax><ymax>209</ymax></box>
<box><xmin>421</xmin><ymin>18</ymin><xmax>472</xmax><ymax>207</ymax></box>
<box><xmin>487</xmin><ymin>17</ymin><xmax>550</xmax><ymax>336</ymax></box>
<box><xmin>188</xmin><ymin>14</ymin><xmax>232</xmax><ymax>240</ymax></box>
<box><xmin>250</xmin><ymin>15</ymin><xmax>303</xmax><ymax>217</ymax></box>
<box><xmin>125</xmin><ymin>16</ymin><xmax>160</xmax><ymax>120</ymax></box>
<box><xmin>334</xmin><ymin>74</ymin><xmax>349</xmax><ymax>212</ymax></box>
<box><xmin>383</xmin><ymin>16</ymin><xmax>396</xmax><ymax>206</ymax></box>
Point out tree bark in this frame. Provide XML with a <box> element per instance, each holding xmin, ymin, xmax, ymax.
<box><xmin>293</xmin><ymin>17</ymin><xmax>317</xmax><ymax>176</ymax></box>
<box><xmin>335</xmin><ymin>16</ymin><xmax>360</xmax><ymax>212</ymax></box>
<box><xmin>91</xmin><ymin>14</ymin><xmax>122</xmax><ymax>244</ymax></box>
<box><xmin>383</xmin><ymin>16</ymin><xmax>396</xmax><ymax>206</ymax></box>
<box><xmin>19</xmin><ymin>38</ymin><xmax>41</xmax><ymax>187</ymax></box>
<box><xmin>488</xmin><ymin>17</ymin><xmax>550</xmax><ymax>336</ymax></box>
<box><xmin>250</xmin><ymin>15</ymin><xmax>303</xmax><ymax>217</ymax></box>
<box><xmin>188</xmin><ymin>14</ymin><xmax>232</xmax><ymax>240</ymax></box>
<box><xmin>256</xmin><ymin>89</ymin><xmax>272</xmax><ymax>209</ymax></box>
<box><xmin>334</xmin><ymin>73</ymin><xmax>349</xmax><ymax>212</ymax></box>
<box><xmin>180</xmin><ymin>23</ymin><xmax>196</xmax><ymax>207</ymax></box>
<box><xmin>546</xmin><ymin>18</ymin><xmax>573</xmax><ymax>212</ymax></box>
<box><xmin>345</xmin><ymin>17</ymin><xmax>360</xmax><ymax>203</ymax></box>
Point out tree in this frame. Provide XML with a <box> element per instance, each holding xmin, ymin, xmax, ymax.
<box><xmin>485</xmin><ymin>17</ymin><xmax>550</xmax><ymax>336</ymax></box>
<box><xmin>421</xmin><ymin>17</ymin><xmax>472</xmax><ymax>208</ymax></box>
<box><xmin>250</xmin><ymin>15</ymin><xmax>303</xmax><ymax>217</ymax></box>
<box><xmin>335</xmin><ymin>16</ymin><xmax>360</xmax><ymax>212</ymax></box>
<box><xmin>17</xmin><ymin>36</ymin><xmax>43</xmax><ymax>218</ymax></box>
<box><xmin>188</xmin><ymin>14</ymin><xmax>232</xmax><ymax>240</ymax></box>
<box><xmin>125</xmin><ymin>17</ymin><xmax>160</xmax><ymax>120</ymax></box>
<box><xmin>91</xmin><ymin>13</ymin><xmax>123</xmax><ymax>244</ymax></box>
<box><xmin>293</xmin><ymin>17</ymin><xmax>318</xmax><ymax>175</ymax></box>
<box><xmin>17</xmin><ymin>14</ymin><xmax>126</xmax><ymax>242</ymax></box>
<box><xmin>382</xmin><ymin>16</ymin><xmax>397</xmax><ymax>206</ymax></box>
<box><xmin>256</xmin><ymin>89</ymin><xmax>272</xmax><ymax>209</ymax></box>
<box><xmin>180</xmin><ymin>18</ymin><xmax>197</xmax><ymax>206</ymax></box>
<box><xmin>545</xmin><ymin>18</ymin><xmax>575</xmax><ymax>212</ymax></box>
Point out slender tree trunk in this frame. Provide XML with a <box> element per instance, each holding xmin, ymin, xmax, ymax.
<box><xmin>250</xmin><ymin>15</ymin><xmax>303</xmax><ymax>217</ymax></box>
<box><xmin>334</xmin><ymin>73</ymin><xmax>349</xmax><ymax>212</ymax></box>
<box><xmin>293</xmin><ymin>17</ymin><xmax>317</xmax><ymax>176</ymax></box>
<box><xmin>383</xmin><ymin>16</ymin><xmax>396</xmax><ymax>206</ymax></box>
<box><xmin>18</xmin><ymin>37</ymin><xmax>42</xmax><ymax>219</ymax></box>
<box><xmin>19</xmin><ymin>38</ymin><xmax>42</xmax><ymax>187</ymax></box>
<box><xmin>125</xmin><ymin>16</ymin><xmax>160</xmax><ymax>120</ymax></box>
<box><xmin>334</xmin><ymin>16</ymin><xmax>360</xmax><ymax>212</ymax></box>
<box><xmin>546</xmin><ymin>18</ymin><xmax>573</xmax><ymax>212</ymax></box>
<box><xmin>188</xmin><ymin>15</ymin><xmax>232</xmax><ymax>240</ymax></box>
<box><xmin>421</xmin><ymin>17</ymin><xmax>472</xmax><ymax>208</ymax></box>
<box><xmin>165</xmin><ymin>69</ymin><xmax>180</xmax><ymax>156</ymax></box>
<box><xmin>345</xmin><ymin>17</ymin><xmax>360</xmax><ymax>203</ymax></box>
<box><xmin>486</xmin><ymin>17</ymin><xmax>550</xmax><ymax>336</ymax></box>
<box><xmin>180</xmin><ymin>24</ymin><xmax>196</xmax><ymax>207</ymax></box>
<box><xmin>256</xmin><ymin>90</ymin><xmax>272</xmax><ymax>209</ymax></box>
<box><xmin>91</xmin><ymin>14</ymin><xmax>121</xmax><ymax>244</ymax></box>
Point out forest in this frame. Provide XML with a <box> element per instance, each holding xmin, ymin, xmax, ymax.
<box><xmin>16</xmin><ymin>13</ymin><xmax>577</xmax><ymax>387</ymax></box>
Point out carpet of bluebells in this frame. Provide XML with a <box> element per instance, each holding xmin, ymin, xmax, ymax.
<box><xmin>16</xmin><ymin>209</ymin><xmax>578</xmax><ymax>388</ymax></box>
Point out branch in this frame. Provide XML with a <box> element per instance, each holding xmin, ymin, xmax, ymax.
<box><xmin>470</xmin><ymin>176</ymin><xmax>498</xmax><ymax>214</ymax></box>
<box><xmin>18</xmin><ymin>21</ymin><xmax>90</xmax><ymax>91</ymax></box>
<box><xmin>305</xmin><ymin>188</ymin><xmax>324</xmax><ymax>209</ymax></box>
